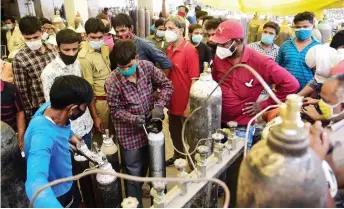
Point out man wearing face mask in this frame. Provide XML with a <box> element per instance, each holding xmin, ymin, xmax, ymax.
<box><xmin>211</xmin><ymin>20</ymin><xmax>299</xmax><ymax>148</ymax></box>
<box><xmin>164</xmin><ymin>15</ymin><xmax>200</xmax><ymax>166</ymax></box>
<box><xmin>146</xmin><ymin>19</ymin><xmax>170</xmax><ymax>53</ymax></box>
<box><xmin>97</xmin><ymin>13</ymin><xmax>115</xmax><ymax>52</ymax></box>
<box><xmin>204</xmin><ymin>18</ymin><xmax>221</xmax><ymax>59</ymax></box>
<box><xmin>189</xmin><ymin>24</ymin><xmax>212</xmax><ymax>73</ymax></box>
<box><xmin>78</xmin><ymin>17</ymin><xmax>111</xmax><ymax>146</ymax></box>
<box><xmin>105</xmin><ymin>40</ymin><xmax>173</xmax><ymax>207</ymax></box>
<box><xmin>177</xmin><ymin>5</ymin><xmax>190</xmax><ymax>39</ymax></box>
<box><xmin>111</xmin><ymin>13</ymin><xmax>172</xmax><ymax>76</ymax></box>
<box><xmin>25</xmin><ymin>75</ymin><xmax>93</xmax><ymax>208</ymax></box>
<box><xmin>248</xmin><ymin>21</ymin><xmax>280</xmax><ymax>60</ymax></box>
<box><xmin>302</xmin><ymin>75</ymin><xmax>344</xmax><ymax>172</ymax></box>
<box><xmin>276</xmin><ymin>11</ymin><xmax>320</xmax><ymax>91</ymax></box>
<box><xmin>12</xmin><ymin>15</ymin><xmax>57</xmax><ymax>121</ymax></box>
<box><xmin>4</xmin><ymin>16</ymin><xmax>25</xmax><ymax>59</ymax></box>
<box><xmin>41</xmin><ymin>29</ymin><xmax>94</xmax><ymax>148</ymax></box>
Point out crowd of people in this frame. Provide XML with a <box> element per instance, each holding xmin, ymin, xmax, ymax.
<box><xmin>1</xmin><ymin>5</ymin><xmax>344</xmax><ymax>208</ymax></box>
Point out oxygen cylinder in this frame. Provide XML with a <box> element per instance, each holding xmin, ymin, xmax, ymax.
<box><xmin>237</xmin><ymin>95</ymin><xmax>328</xmax><ymax>207</ymax></box>
<box><xmin>276</xmin><ymin>19</ymin><xmax>292</xmax><ymax>46</ymax></box>
<box><xmin>138</xmin><ymin>7</ymin><xmax>145</xmax><ymax>38</ymax></box>
<box><xmin>101</xmin><ymin>129</ymin><xmax>120</xmax><ymax>172</ymax></box>
<box><xmin>257</xmin><ymin>16</ymin><xmax>268</xmax><ymax>42</ymax></box>
<box><xmin>89</xmin><ymin>142</ymin><xmax>104</xmax><ymax>207</ymax></box>
<box><xmin>312</xmin><ymin>28</ymin><xmax>322</xmax><ymax>42</ymax></box>
<box><xmin>73</xmin><ymin>141</ymin><xmax>96</xmax><ymax>207</ymax></box>
<box><xmin>145</xmin><ymin>7</ymin><xmax>151</xmax><ymax>38</ymax></box>
<box><xmin>95</xmin><ymin>157</ymin><xmax>122</xmax><ymax>208</ymax></box>
<box><xmin>240</xmin><ymin>14</ymin><xmax>249</xmax><ymax>44</ymax></box>
<box><xmin>187</xmin><ymin>62</ymin><xmax>222</xmax><ymax>157</ymax></box>
<box><xmin>318</xmin><ymin>16</ymin><xmax>332</xmax><ymax>44</ymax></box>
<box><xmin>1</xmin><ymin>122</ymin><xmax>28</xmax><ymax>208</ymax></box>
<box><xmin>248</xmin><ymin>13</ymin><xmax>261</xmax><ymax>44</ymax></box>
<box><xmin>147</xmin><ymin>120</ymin><xmax>166</xmax><ymax>177</ymax></box>
<box><xmin>135</xmin><ymin>7</ymin><xmax>139</xmax><ymax>35</ymax></box>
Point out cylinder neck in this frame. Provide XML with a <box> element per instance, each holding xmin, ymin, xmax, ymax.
<box><xmin>267</xmin><ymin>94</ymin><xmax>309</xmax><ymax>154</ymax></box>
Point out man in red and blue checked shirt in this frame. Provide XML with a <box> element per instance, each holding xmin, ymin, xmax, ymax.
<box><xmin>105</xmin><ymin>40</ymin><xmax>173</xmax><ymax>207</ymax></box>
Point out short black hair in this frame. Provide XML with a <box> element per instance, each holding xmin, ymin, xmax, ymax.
<box><xmin>159</xmin><ymin>12</ymin><xmax>163</xmax><ymax>18</ymax></box>
<box><xmin>155</xmin><ymin>19</ymin><xmax>165</xmax><ymax>28</ymax></box>
<box><xmin>113</xmin><ymin>40</ymin><xmax>136</xmax><ymax>66</ymax></box>
<box><xmin>40</xmin><ymin>17</ymin><xmax>52</xmax><ymax>25</ymax></box>
<box><xmin>104</xmin><ymin>8</ymin><xmax>109</xmax><ymax>13</ymax></box>
<box><xmin>189</xmin><ymin>24</ymin><xmax>203</xmax><ymax>34</ymax></box>
<box><xmin>56</xmin><ymin>29</ymin><xmax>81</xmax><ymax>47</ymax></box>
<box><xmin>96</xmin><ymin>13</ymin><xmax>108</xmax><ymax>20</ymax></box>
<box><xmin>112</xmin><ymin>13</ymin><xmax>133</xmax><ymax>29</ymax></box>
<box><xmin>84</xmin><ymin>17</ymin><xmax>105</xmax><ymax>34</ymax></box>
<box><xmin>4</xmin><ymin>16</ymin><xmax>15</xmax><ymax>23</ymax></box>
<box><xmin>196</xmin><ymin>11</ymin><xmax>207</xmax><ymax>19</ymax></box>
<box><xmin>330</xmin><ymin>30</ymin><xmax>344</xmax><ymax>49</ymax></box>
<box><xmin>19</xmin><ymin>15</ymin><xmax>42</xmax><ymax>35</ymax></box>
<box><xmin>178</xmin><ymin>5</ymin><xmax>189</xmax><ymax>13</ymax></box>
<box><xmin>50</xmin><ymin>75</ymin><xmax>94</xmax><ymax>110</ymax></box>
<box><xmin>204</xmin><ymin>18</ymin><xmax>221</xmax><ymax>31</ymax></box>
<box><xmin>293</xmin><ymin>11</ymin><xmax>314</xmax><ymax>25</ymax></box>
<box><xmin>263</xmin><ymin>21</ymin><xmax>280</xmax><ymax>35</ymax></box>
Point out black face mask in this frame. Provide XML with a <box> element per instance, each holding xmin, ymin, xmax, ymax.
<box><xmin>59</xmin><ymin>52</ymin><xmax>78</xmax><ymax>65</ymax></box>
<box><xmin>70</xmin><ymin>105</ymin><xmax>86</xmax><ymax>120</ymax></box>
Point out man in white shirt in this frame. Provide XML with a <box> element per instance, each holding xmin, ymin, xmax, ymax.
<box><xmin>4</xmin><ymin>16</ymin><xmax>25</xmax><ymax>59</ymax></box>
<box><xmin>41</xmin><ymin>29</ymin><xmax>94</xmax><ymax>148</ymax></box>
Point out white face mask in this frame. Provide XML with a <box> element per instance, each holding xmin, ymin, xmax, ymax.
<box><xmin>26</xmin><ymin>39</ymin><xmax>43</xmax><ymax>51</ymax></box>
<box><xmin>216</xmin><ymin>41</ymin><xmax>237</xmax><ymax>59</ymax></box>
<box><xmin>165</xmin><ymin>30</ymin><xmax>178</xmax><ymax>43</ymax></box>
<box><xmin>41</xmin><ymin>32</ymin><xmax>49</xmax><ymax>41</ymax></box>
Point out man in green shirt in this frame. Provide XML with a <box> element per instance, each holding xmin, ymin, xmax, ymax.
<box><xmin>146</xmin><ymin>19</ymin><xmax>170</xmax><ymax>53</ymax></box>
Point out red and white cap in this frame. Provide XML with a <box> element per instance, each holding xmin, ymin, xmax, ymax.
<box><xmin>211</xmin><ymin>20</ymin><xmax>244</xmax><ymax>44</ymax></box>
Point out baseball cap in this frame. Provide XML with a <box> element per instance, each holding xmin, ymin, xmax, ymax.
<box><xmin>211</xmin><ymin>20</ymin><xmax>244</xmax><ymax>44</ymax></box>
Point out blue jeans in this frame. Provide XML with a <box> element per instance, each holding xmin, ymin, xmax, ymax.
<box><xmin>82</xmin><ymin>131</ymin><xmax>92</xmax><ymax>149</ymax></box>
<box><xmin>235</xmin><ymin>125</ymin><xmax>255</xmax><ymax>149</ymax></box>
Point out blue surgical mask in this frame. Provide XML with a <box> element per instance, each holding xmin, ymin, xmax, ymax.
<box><xmin>119</xmin><ymin>64</ymin><xmax>137</xmax><ymax>77</ymax></box>
<box><xmin>261</xmin><ymin>34</ymin><xmax>275</xmax><ymax>45</ymax></box>
<box><xmin>89</xmin><ymin>39</ymin><xmax>104</xmax><ymax>50</ymax></box>
<box><xmin>192</xmin><ymin>34</ymin><xmax>203</xmax><ymax>44</ymax></box>
<box><xmin>156</xmin><ymin>30</ymin><xmax>165</xmax><ymax>38</ymax></box>
<box><xmin>295</xmin><ymin>29</ymin><xmax>312</xmax><ymax>41</ymax></box>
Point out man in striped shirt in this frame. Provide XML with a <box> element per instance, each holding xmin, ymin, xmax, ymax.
<box><xmin>0</xmin><ymin>79</ymin><xmax>26</xmax><ymax>152</ymax></box>
<box><xmin>276</xmin><ymin>11</ymin><xmax>320</xmax><ymax>91</ymax></box>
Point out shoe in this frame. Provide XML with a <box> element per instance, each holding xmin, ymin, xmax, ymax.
<box><xmin>165</xmin><ymin>157</ymin><xmax>176</xmax><ymax>167</ymax></box>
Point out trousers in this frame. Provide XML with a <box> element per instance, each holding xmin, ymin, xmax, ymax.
<box><xmin>168</xmin><ymin>113</ymin><xmax>185</xmax><ymax>159</ymax></box>
<box><xmin>120</xmin><ymin>146</ymin><xmax>149</xmax><ymax>208</ymax></box>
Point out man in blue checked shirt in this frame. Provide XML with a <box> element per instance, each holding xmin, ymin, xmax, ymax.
<box><xmin>110</xmin><ymin>13</ymin><xmax>172</xmax><ymax>76</ymax></box>
<box><xmin>276</xmin><ymin>11</ymin><xmax>320</xmax><ymax>91</ymax></box>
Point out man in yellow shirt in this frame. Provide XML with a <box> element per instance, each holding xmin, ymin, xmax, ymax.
<box><xmin>78</xmin><ymin>17</ymin><xmax>111</xmax><ymax>145</ymax></box>
<box><xmin>4</xmin><ymin>16</ymin><xmax>25</xmax><ymax>59</ymax></box>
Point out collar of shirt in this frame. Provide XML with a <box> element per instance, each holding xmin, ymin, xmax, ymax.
<box><xmin>329</xmin><ymin>119</ymin><xmax>344</xmax><ymax>132</ymax></box>
<box><xmin>259</xmin><ymin>41</ymin><xmax>277</xmax><ymax>50</ymax></box>
<box><xmin>167</xmin><ymin>39</ymin><xmax>188</xmax><ymax>53</ymax></box>
<box><xmin>153</xmin><ymin>36</ymin><xmax>165</xmax><ymax>42</ymax></box>
<box><xmin>291</xmin><ymin>36</ymin><xmax>318</xmax><ymax>50</ymax></box>
<box><xmin>54</xmin><ymin>56</ymin><xmax>79</xmax><ymax>71</ymax></box>
<box><xmin>0</xmin><ymin>79</ymin><xmax>4</xmax><ymax>92</ymax></box>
